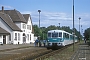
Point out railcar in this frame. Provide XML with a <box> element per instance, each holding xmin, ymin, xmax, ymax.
<box><xmin>46</xmin><ymin>30</ymin><xmax>77</xmax><ymax>49</ymax></box>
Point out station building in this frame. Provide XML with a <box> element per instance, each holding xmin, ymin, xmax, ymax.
<box><xmin>0</xmin><ymin>6</ymin><xmax>34</xmax><ymax>44</ymax></box>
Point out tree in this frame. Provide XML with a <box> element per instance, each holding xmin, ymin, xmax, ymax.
<box><xmin>33</xmin><ymin>25</ymin><xmax>39</xmax><ymax>36</ymax></box>
<box><xmin>40</xmin><ymin>27</ymin><xmax>47</xmax><ymax>40</ymax></box>
<box><xmin>47</xmin><ymin>25</ymin><xmax>58</xmax><ymax>31</ymax></box>
<box><xmin>84</xmin><ymin>28</ymin><xmax>90</xmax><ymax>41</ymax></box>
<box><xmin>61</xmin><ymin>26</ymin><xmax>72</xmax><ymax>33</ymax></box>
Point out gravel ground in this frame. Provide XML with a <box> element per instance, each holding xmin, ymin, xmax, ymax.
<box><xmin>44</xmin><ymin>43</ymin><xmax>79</xmax><ymax>60</ymax></box>
<box><xmin>0</xmin><ymin>47</ymin><xmax>47</xmax><ymax>60</ymax></box>
<box><xmin>0</xmin><ymin>43</ymin><xmax>34</xmax><ymax>50</ymax></box>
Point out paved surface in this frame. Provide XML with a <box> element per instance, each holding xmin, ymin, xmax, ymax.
<box><xmin>70</xmin><ymin>43</ymin><xmax>90</xmax><ymax>60</ymax></box>
<box><xmin>0</xmin><ymin>43</ymin><xmax>35</xmax><ymax>50</ymax></box>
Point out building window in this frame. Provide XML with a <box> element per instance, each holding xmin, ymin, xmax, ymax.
<box><xmin>27</xmin><ymin>34</ymin><xmax>29</xmax><ymax>40</ymax></box>
<box><xmin>23</xmin><ymin>33</ymin><xmax>25</xmax><ymax>36</ymax></box>
<box><xmin>30</xmin><ymin>25</ymin><xmax>31</xmax><ymax>30</ymax></box>
<box><xmin>27</xmin><ymin>25</ymin><xmax>28</xmax><ymax>29</ymax></box>
<box><xmin>23</xmin><ymin>24</ymin><xmax>26</xmax><ymax>29</ymax></box>
<box><xmin>27</xmin><ymin>25</ymin><xmax>31</xmax><ymax>30</ymax></box>
<box><xmin>15</xmin><ymin>33</ymin><xmax>17</xmax><ymax>40</ymax></box>
<box><xmin>9</xmin><ymin>34</ymin><xmax>11</xmax><ymax>41</ymax></box>
<box><xmin>30</xmin><ymin>34</ymin><xmax>31</xmax><ymax>40</ymax></box>
<box><xmin>18</xmin><ymin>33</ymin><xmax>20</xmax><ymax>41</ymax></box>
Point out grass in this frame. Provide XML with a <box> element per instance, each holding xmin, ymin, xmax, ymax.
<box><xmin>44</xmin><ymin>43</ymin><xmax>79</xmax><ymax>60</ymax></box>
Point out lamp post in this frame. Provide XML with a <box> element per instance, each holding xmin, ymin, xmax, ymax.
<box><xmin>72</xmin><ymin>0</ymin><xmax>75</xmax><ymax>51</ymax></box>
<box><xmin>79</xmin><ymin>17</ymin><xmax>81</xmax><ymax>42</ymax></box>
<box><xmin>81</xmin><ymin>25</ymin><xmax>83</xmax><ymax>40</ymax></box>
<box><xmin>59</xmin><ymin>23</ymin><xmax>60</xmax><ymax>27</ymax></box>
<box><xmin>38</xmin><ymin>10</ymin><xmax>41</xmax><ymax>47</ymax></box>
<box><xmin>58</xmin><ymin>23</ymin><xmax>60</xmax><ymax>29</ymax></box>
<box><xmin>38</xmin><ymin>10</ymin><xmax>41</xmax><ymax>28</ymax></box>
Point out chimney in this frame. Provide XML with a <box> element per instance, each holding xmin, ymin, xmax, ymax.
<box><xmin>2</xmin><ymin>6</ymin><xmax>4</xmax><ymax>13</ymax></box>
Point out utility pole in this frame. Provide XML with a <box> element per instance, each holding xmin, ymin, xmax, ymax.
<box><xmin>73</xmin><ymin>0</ymin><xmax>75</xmax><ymax>51</ymax></box>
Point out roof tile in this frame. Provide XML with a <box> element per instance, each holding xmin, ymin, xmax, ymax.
<box><xmin>0</xmin><ymin>12</ymin><xmax>22</xmax><ymax>31</ymax></box>
<box><xmin>0</xmin><ymin>10</ymin><xmax>26</xmax><ymax>23</ymax></box>
<box><xmin>0</xmin><ymin>27</ymin><xmax>10</xmax><ymax>34</ymax></box>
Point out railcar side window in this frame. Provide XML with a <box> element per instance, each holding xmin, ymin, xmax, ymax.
<box><xmin>70</xmin><ymin>35</ymin><xmax>73</xmax><ymax>39</ymax></box>
<box><xmin>66</xmin><ymin>34</ymin><xmax>69</xmax><ymax>38</ymax></box>
<box><xmin>48</xmin><ymin>33</ymin><xmax>51</xmax><ymax>37</ymax></box>
<box><xmin>59</xmin><ymin>32</ymin><xmax>62</xmax><ymax>37</ymax></box>
<box><xmin>64</xmin><ymin>33</ymin><xmax>69</xmax><ymax>38</ymax></box>
<box><xmin>52</xmin><ymin>33</ymin><xmax>58</xmax><ymax>37</ymax></box>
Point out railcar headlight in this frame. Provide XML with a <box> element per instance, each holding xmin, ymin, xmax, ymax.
<box><xmin>60</xmin><ymin>38</ymin><xmax>63</xmax><ymax>42</ymax></box>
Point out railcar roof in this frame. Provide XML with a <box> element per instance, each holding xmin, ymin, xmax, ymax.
<box><xmin>48</xmin><ymin>30</ymin><xmax>66</xmax><ymax>33</ymax></box>
<box><xmin>48</xmin><ymin>30</ymin><xmax>72</xmax><ymax>35</ymax></box>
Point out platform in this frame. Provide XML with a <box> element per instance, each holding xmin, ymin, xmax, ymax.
<box><xmin>70</xmin><ymin>43</ymin><xmax>90</xmax><ymax>60</ymax></box>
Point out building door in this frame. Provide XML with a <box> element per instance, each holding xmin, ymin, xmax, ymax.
<box><xmin>23</xmin><ymin>33</ymin><xmax>26</xmax><ymax>43</ymax></box>
<box><xmin>3</xmin><ymin>35</ymin><xmax>6</xmax><ymax>44</ymax></box>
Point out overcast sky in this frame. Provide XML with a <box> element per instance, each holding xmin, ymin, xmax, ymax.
<box><xmin>0</xmin><ymin>0</ymin><xmax>90</xmax><ymax>33</ymax></box>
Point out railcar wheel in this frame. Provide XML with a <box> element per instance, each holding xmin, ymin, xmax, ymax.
<box><xmin>46</xmin><ymin>47</ymin><xmax>50</xmax><ymax>50</ymax></box>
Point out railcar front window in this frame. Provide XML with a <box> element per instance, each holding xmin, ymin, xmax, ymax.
<box><xmin>59</xmin><ymin>32</ymin><xmax>62</xmax><ymax>37</ymax></box>
<box><xmin>48</xmin><ymin>33</ymin><xmax>51</xmax><ymax>37</ymax></box>
<box><xmin>52</xmin><ymin>33</ymin><xmax>58</xmax><ymax>37</ymax></box>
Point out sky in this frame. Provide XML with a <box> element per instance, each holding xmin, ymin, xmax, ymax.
<box><xmin>0</xmin><ymin>0</ymin><xmax>90</xmax><ymax>34</ymax></box>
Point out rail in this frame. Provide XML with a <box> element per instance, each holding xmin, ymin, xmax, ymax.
<box><xmin>34</xmin><ymin>46</ymin><xmax>69</xmax><ymax>60</ymax></box>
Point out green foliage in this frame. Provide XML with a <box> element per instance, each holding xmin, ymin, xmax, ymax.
<box><xmin>47</xmin><ymin>25</ymin><xmax>58</xmax><ymax>31</ymax></box>
<box><xmin>61</xmin><ymin>26</ymin><xmax>72</xmax><ymax>33</ymax></box>
<box><xmin>33</xmin><ymin>25</ymin><xmax>40</xmax><ymax>36</ymax></box>
<box><xmin>84</xmin><ymin>27</ymin><xmax>90</xmax><ymax>41</ymax></box>
<box><xmin>74</xmin><ymin>28</ymin><xmax>81</xmax><ymax>39</ymax></box>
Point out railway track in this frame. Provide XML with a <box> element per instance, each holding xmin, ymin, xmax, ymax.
<box><xmin>0</xmin><ymin>47</ymin><xmax>51</xmax><ymax>60</ymax></box>
<box><xmin>33</xmin><ymin>46</ymin><xmax>69</xmax><ymax>60</ymax></box>
<box><xmin>15</xmin><ymin>45</ymin><xmax>70</xmax><ymax>60</ymax></box>
<box><xmin>25</xmin><ymin>45</ymin><xmax>71</xmax><ymax>60</ymax></box>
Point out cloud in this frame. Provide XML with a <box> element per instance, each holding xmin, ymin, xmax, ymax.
<box><xmin>0</xmin><ymin>4</ymin><xmax>14</xmax><ymax>9</ymax></box>
<box><xmin>21</xmin><ymin>11</ymin><xmax>90</xmax><ymax>31</ymax></box>
<box><xmin>74</xmin><ymin>13</ymin><xmax>90</xmax><ymax>31</ymax></box>
<box><xmin>41</xmin><ymin>12</ymin><xmax>72</xmax><ymax>21</ymax></box>
<box><xmin>35</xmin><ymin>12</ymin><xmax>72</xmax><ymax>27</ymax></box>
<box><xmin>75</xmin><ymin>13</ymin><xmax>90</xmax><ymax>25</ymax></box>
